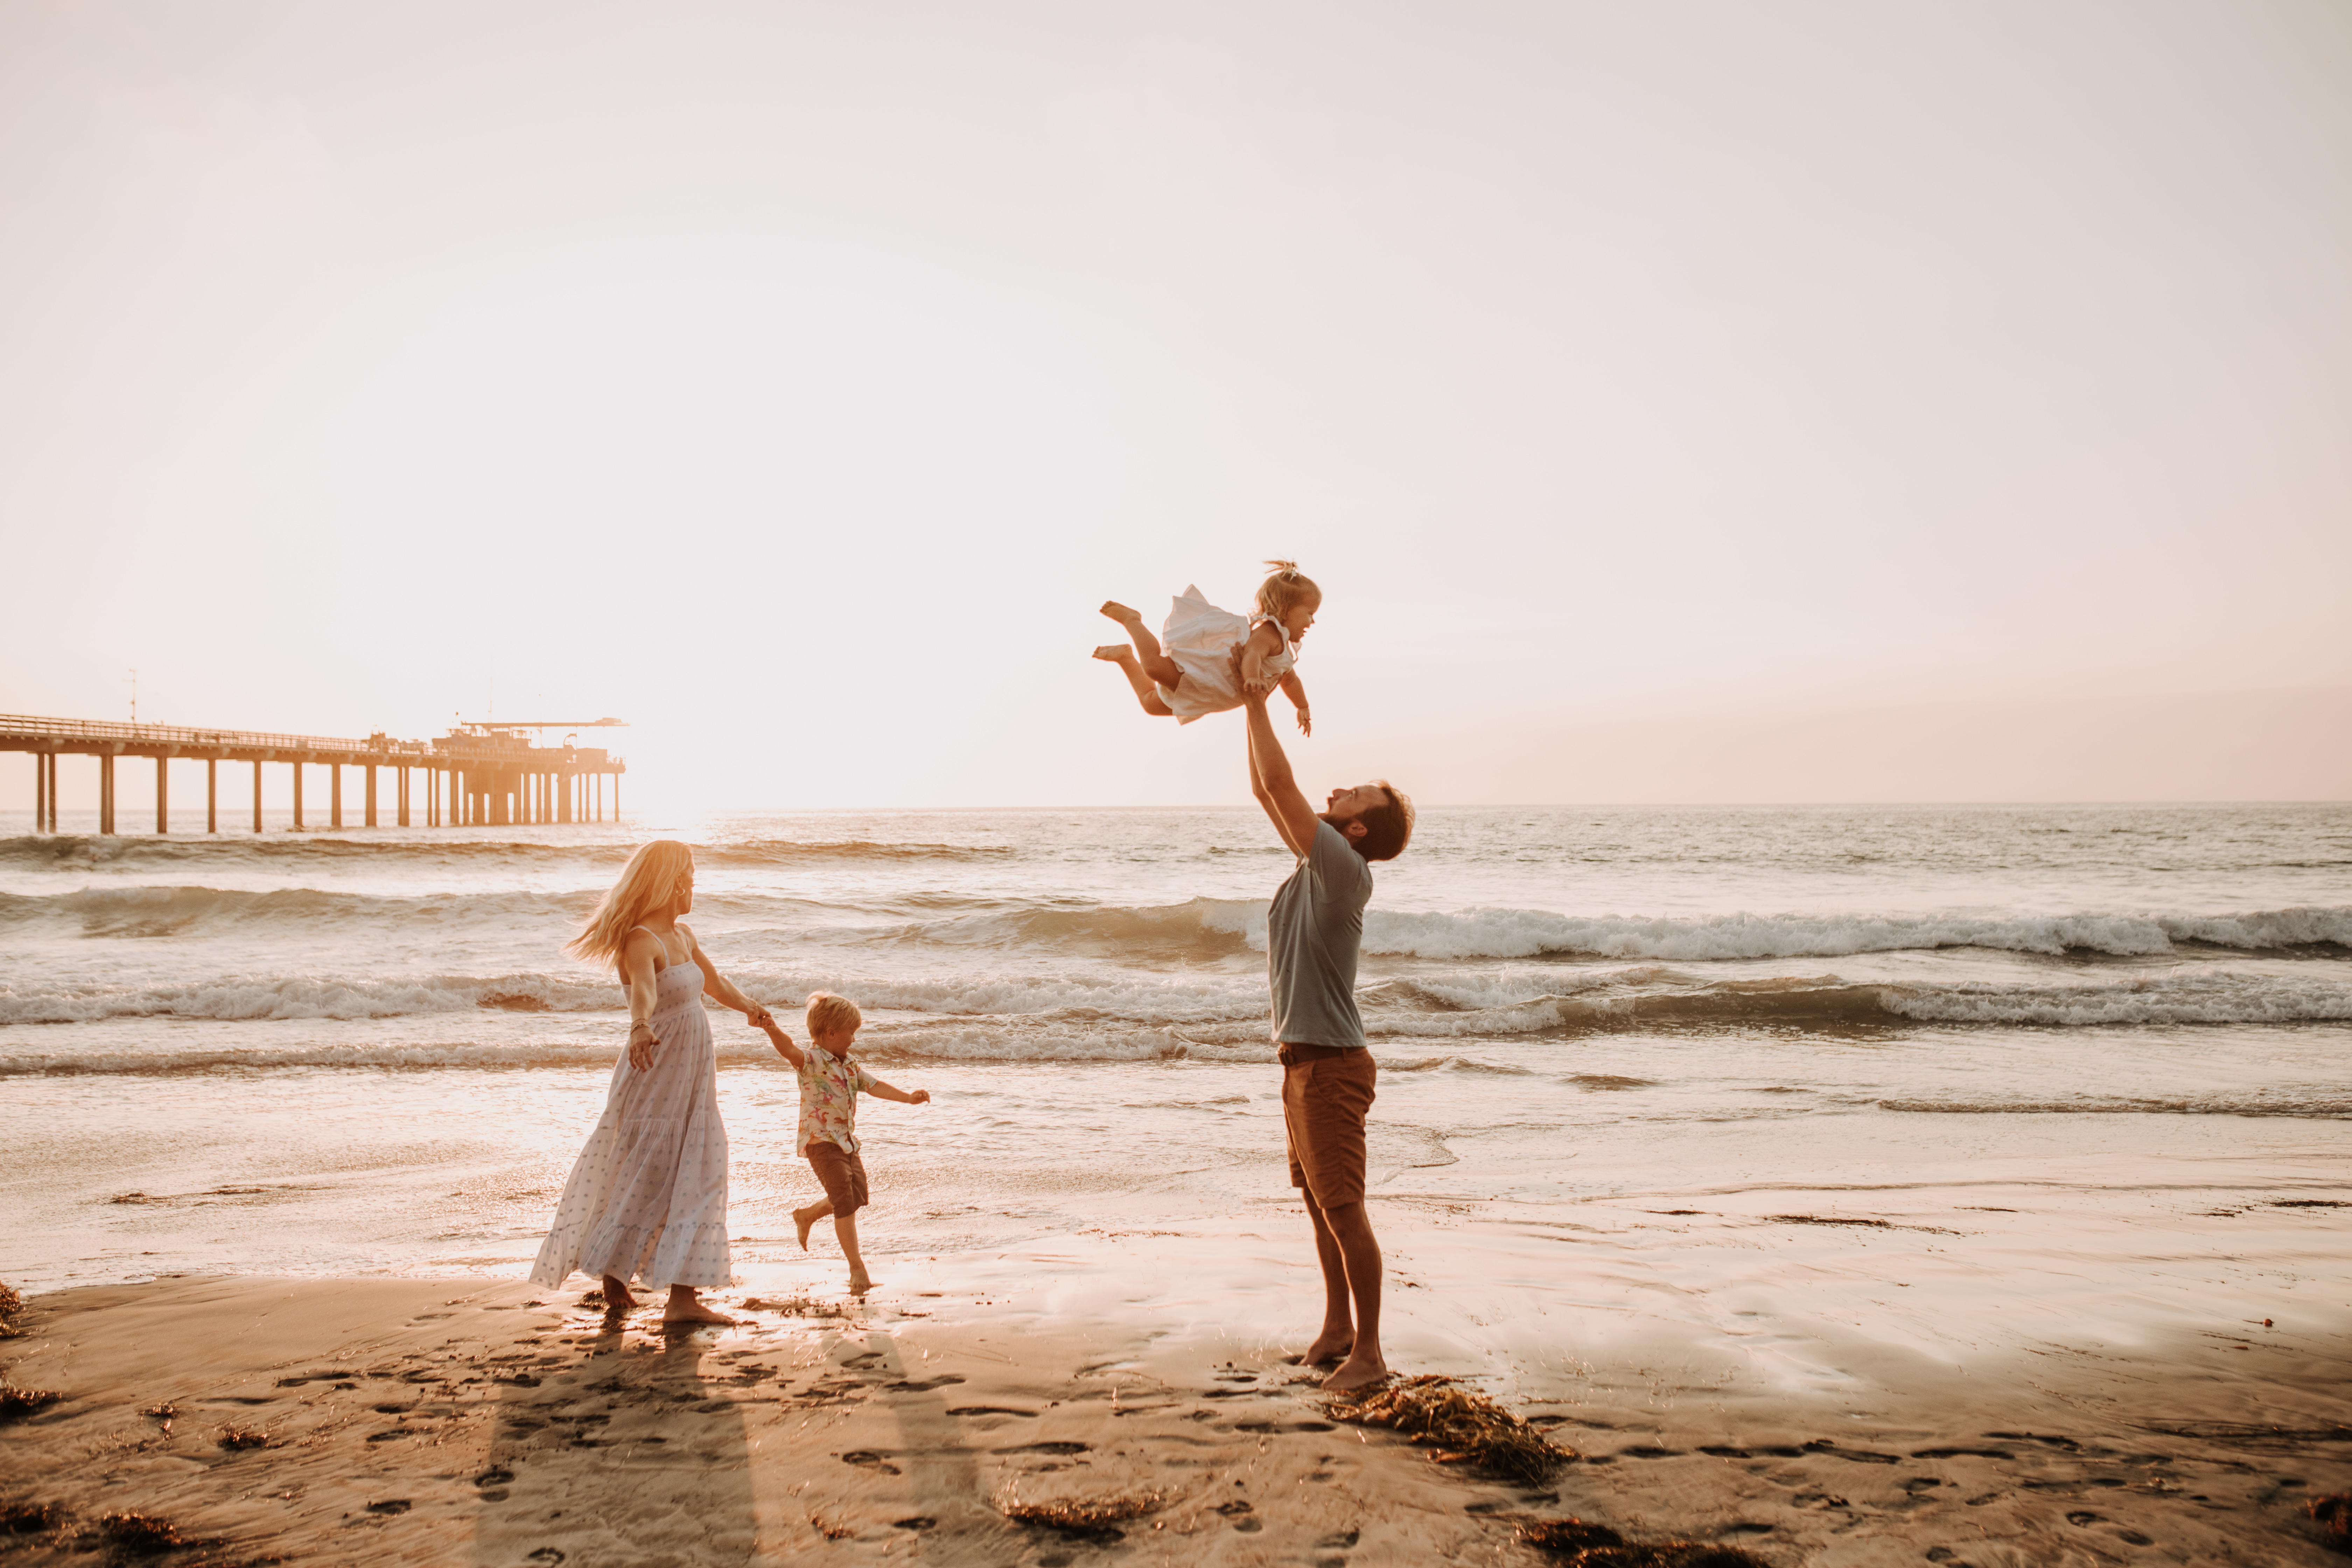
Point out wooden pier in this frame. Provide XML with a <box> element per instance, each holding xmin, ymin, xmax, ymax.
<box><xmin>1</xmin><ymin>714</ymin><xmax>627</xmax><ymax>834</ymax></box>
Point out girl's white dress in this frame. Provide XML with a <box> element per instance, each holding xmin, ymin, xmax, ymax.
<box><xmin>531</xmin><ymin>953</ymin><xmax>731</xmax><ymax>1291</ymax></box>
<box><xmin>1155</xmin><ymin>584</ymin><xmax>1298</xmax><ymax>724</ymax></box>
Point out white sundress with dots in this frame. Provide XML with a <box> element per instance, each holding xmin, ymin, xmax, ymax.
<box><xmin>531</xmin><ymin>930</ymin><xmax>731</xmax><ymax>1291</ymax></box>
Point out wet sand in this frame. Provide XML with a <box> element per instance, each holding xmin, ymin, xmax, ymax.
<box><xmin>6</xmin><ymin>1186</ymin><xmax>2351</xmax><ymax>1567</ymax></box>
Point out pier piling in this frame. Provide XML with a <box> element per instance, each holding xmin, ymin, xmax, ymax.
<box><xmin>155</xmin><ymin>756</ymin><xmax>168</xmax><ymax>834</ymax></box>
<box><xmin>207</xmin><ymin>758</ymin><xmax>217</xmax><ymax>833</ymax></box>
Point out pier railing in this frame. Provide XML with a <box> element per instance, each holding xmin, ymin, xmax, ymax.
<box><xmin>0</xmin><ymin>713</ymin><xmax>420</xmax><ymax>758</ymax></box>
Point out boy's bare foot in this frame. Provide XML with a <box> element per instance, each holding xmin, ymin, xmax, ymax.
<box><xmin>794</xmin><ymin>1207</ymin><xmax>817</xmax><ymax>1251</ymax></box>
<box><xmin>1320</xmin><ymin>1351</ymin><xmax>1390</xmax><ymax>1393</ymax></box>
<box><xmin>1092</xmin><ymin>644</ymin><xmax>1134</xmax><ymax>663</ymax></box>
<box><xmin>662</xmin><ymin>1289</ymin><xmax>738</xmax><ymax>1326</ymax></box>
<box><xmin>1099</xmin><ymin>600</ymin><xmax>1142</xmax><ymax>627</ymax></box>
<box><xmin>847</xmin><ymin>1272</ymin><xmax>874</xmax><ymax>1295</ymax></box>
<box><xmin>600</xmin><ymin>1274</ymin><xmax>638</xmax><ymax>1312</ymax></box>
<box><xmin>1301</xmin><ymin>1331</ymin><xmax>1354</xmax><ymax>1366</ymax></box>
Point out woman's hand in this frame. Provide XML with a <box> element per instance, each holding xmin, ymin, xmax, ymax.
<box><xmin>746</xmin><ymin>1004</ymin><xmax>776</xmax><ymax>1031</ymax></box>
<box><xmin>1295</xmin><ymin>705</ymin><xmax>1312</xmax><ymax>737</ymax></box>
<box><xmin>628</xmin><ymin>1023</ymin><xmax>659</xmax><ymax>1070</ymax></box>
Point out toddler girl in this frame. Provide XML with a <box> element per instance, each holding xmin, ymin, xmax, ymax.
<box><xmin>1094</xmin><ymin>561</ymin><xmax>1318</xmax><ymax>733</ymax></box>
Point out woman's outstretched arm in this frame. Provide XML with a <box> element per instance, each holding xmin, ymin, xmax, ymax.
<box><xmin>680</xmin><ymin>923</ymin><xmax>773</xmax><ymax>1025</ymax></box>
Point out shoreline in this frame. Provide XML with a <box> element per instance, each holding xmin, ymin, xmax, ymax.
<box><xmin>7</xmin><ymin>1198</ymin><xmax>2350</xmax><ymax>1566</ymax></box>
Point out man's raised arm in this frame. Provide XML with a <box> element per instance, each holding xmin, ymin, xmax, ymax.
<box><xmin>1245</xmin><ymin>688</ymin><xmax>1320</xmax><ymax>857</ymax></box>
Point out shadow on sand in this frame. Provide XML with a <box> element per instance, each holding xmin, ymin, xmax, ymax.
<box><xmin>468</xmin><ymin>1315</ymin><xmax>756</xmax><ymax>1567</ymax></box>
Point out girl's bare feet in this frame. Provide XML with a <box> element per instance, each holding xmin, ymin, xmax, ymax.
<box><xmin>1301</xmin><ymin>1331</ymin><xmax>1354</xmax><ymax>1366</ymax></box>
<box><xmin>1320</xmin><ymin>1350</ymin><xmax>1390</xmax><ymax>1392</ymax></box>
<box><xmin>662</xmin><ymin>1286</ymin><xmax>737</xmax><ymax>1325</ymax></box>
<box><xmin>600</xmin><ymin>1274</ymin><xmax>638</xmax><ymax>1312</ymax></box>
<box><xmin>1099</xmin><ymin>600</ymin><xmax>1142</xmax><ymax>626</ymax></box>
<box><xmin>1092</xmin><ymin>644</ymin><xmax>1134</xmax><ymax>662</ymax></box>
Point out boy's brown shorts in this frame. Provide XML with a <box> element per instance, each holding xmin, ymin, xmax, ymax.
<box><xmin>1280</xmin><ymin>1044</ymin><xmax>1376</xmax><ymax>1211</ymax></box>
<box><xmin>804</xmin><ymin>1140</ymin><xmax>869</xmax><ymax>1215</ymax></box>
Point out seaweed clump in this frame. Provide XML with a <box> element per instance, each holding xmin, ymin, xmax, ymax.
<box><xmin>1325</xmin><ymin>1375</ymin><xmax>1573</xmax><ymax>1485</ymax></box>
<box><xmin>1000</xmin><ymin>1493</ymin><xmax>1164</xmax><ymax>1545</ymax></box>
<box><xmin>1518</xmin><ymin>1517</ymin><xmax>1773</xmax><ymax>1567</ymax></box>
<box><xmin>0</xmin><ymin>1281</ymin><xmax>23</xmax><ymax>1339</ymax></box>
<box><xmin>2311</xmin><ymin>1493</ymin><xmax>2352</xmax><ymax>1556</ymax></box>
<box><xmin>217</xmin><ymin>1426</ymin><xmax>271</xmax><ymax>1451</ymax></box>
<box><xmin>0</xmin><ymin>1386</ymin><xmax>62</xmax><ymax>1423</ymax></box>
<box><xmin>99</xmin><ymin>1512</ymin><xmax>194</xmax><ymax>1554</ymax></box>
<box><xmin>2</xmin><ymin>1502</ymin><xmax>68</xmax><ymax>1535</ymax></box>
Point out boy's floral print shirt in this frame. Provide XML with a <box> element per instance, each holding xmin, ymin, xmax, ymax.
<box><xmin>797</xmin><ymin>1049</ymin><xmax>878</xmax><ymax>1154</ymax></box>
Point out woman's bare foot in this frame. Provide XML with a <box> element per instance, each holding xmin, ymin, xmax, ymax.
<box><xmin>662</xmin><ymin>1287</ymin><xmax>737</xmax><ymax>1326</ymax></box>
<box><xmin>1301</xmin><ymin>1331</ymin><xmax>1354</xmax><ymax>1366</ymax></box>
<box><xmin>600</xmin><ymin>1274</ymin><xmax>638</xmax><ymax>1312</ymax></box>
<box><xmin>847</xmin><ymin>1271</ymin><xmax>875</xmax><ymax>1295</ymax></box>
<box><xmin>1099</xmin><ymin>600</ymin><xmax>1142</xmax><ymax>626</ymax></box>
<box><xmin>1320</xmin><ymin>1351</ymin><xmax>1390</xmax><ymax>1393</ymax></box>
<box><xmin>1092</xmin><ymin>644</ymin><xmax>1135</xmax><ymax>663</ymax></box>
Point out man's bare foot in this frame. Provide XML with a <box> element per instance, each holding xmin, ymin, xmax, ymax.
<box><xmin>600</xmin><ymin>1275</ymin><xmax>638</xmax><ymax>1312</ymax></box>
<box><xmin>847</xmin><ymin>1272</ymin><xmax>874</xmax><ymax>1295</ymax></box>
<box><xmin>661</xmin><ymin>1289</ymin><xmax>737</xmax><ymax>1326</ymax></box>
<box><xmin>1301</xmin><ymin>1331</ymin><xmax>1354</xmax><ymax>1367</ymax></box>
<box><xmin>1099</xmin><ymin>600</ymin><xmax>1142</xmax><ymax>626</ymax></box>
<box><xmin>794</xmin><ymin>1207</ymin><xmax>817</xmax><ymax>1251</ymax></box>
<box><xmin>1320</xmin><ymin>1351</ymin><xmax>1390</xmax><ymax>1393</ymax></box>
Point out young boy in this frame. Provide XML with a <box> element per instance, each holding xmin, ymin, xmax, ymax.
<box><xmin>756</xmin><ymin>991</ymin><xmax>928</xmax><ymax>1294</ymax></box>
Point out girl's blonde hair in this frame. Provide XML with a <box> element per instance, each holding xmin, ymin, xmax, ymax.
<box><xmin>1253</xmin><ymin>559</ymin><xmax>1321</xmax><ymax>620</ymax></box>
<box><xmin>567</xmin><ymin>839</ymin><xmax>695</xmax><ymax>968</ymax></box>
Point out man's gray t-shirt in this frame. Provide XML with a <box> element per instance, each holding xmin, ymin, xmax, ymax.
<box><xmin>1267</xmin><ymin>820</ymin><xmax>1373</xmax><ymax>1048</ymax></box>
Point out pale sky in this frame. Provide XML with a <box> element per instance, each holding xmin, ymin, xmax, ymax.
<box><xmin>4</xmin><ymin>0</ymin><xmax>2347</xmax><ymax>811</ymax></box>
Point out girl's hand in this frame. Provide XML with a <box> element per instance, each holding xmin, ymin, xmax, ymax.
<box><xmin>628</xmin><ymin>1025</ymin><xmax>659</xmax><ymax>1070</ymax></box>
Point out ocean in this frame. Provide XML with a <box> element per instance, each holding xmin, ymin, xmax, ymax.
<box><xmin>4</xmin><ymin>803</ymin><xmax>2348</xmax><ymax>1296</ymax></box>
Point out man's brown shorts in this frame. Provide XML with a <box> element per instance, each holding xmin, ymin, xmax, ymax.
<box><xmin>804</xmin><ymin>1140</ymin><xmax>869</xmax><ymax>1214</ymax></box>
<box><xmin>1280</xmin><ymin>1044</ymin><xmax>1376</xmax><ymax>1210</ymax></box>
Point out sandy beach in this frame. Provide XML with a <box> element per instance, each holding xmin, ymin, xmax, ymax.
<box><xmin>8</xmin><ymin>1163</ymin><xmax>2351</xmax><ymax>1567</ymax></box>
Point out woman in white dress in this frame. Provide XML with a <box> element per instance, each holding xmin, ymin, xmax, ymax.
<box><xmin>531</xmin><ymin>840</ymin><xmax>777</xmax><ymax>1324</ymax></box>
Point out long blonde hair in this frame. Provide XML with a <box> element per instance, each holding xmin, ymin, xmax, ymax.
<box><xmin>568</xmin><ymin>839</ymin><xmax>694</xmax><ymax>968</ymax></box>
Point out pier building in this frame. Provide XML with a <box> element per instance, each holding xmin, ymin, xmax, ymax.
<box><xmin>1</xmin><ymin>714</ymin><xmax>627</xmax><ymax>834</ymax></box>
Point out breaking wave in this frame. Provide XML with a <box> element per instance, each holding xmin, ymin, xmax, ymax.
<box><xmin>1352</xmin><ymin>904</ymin><xmax>2352</xmax><ymax>961</ymax></box>
<box><xmin>5</xmin><ymin>967</ymin><xmax>2343</xmax><ymax>1070</ymax></box>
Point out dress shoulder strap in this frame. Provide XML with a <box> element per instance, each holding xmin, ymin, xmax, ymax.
<box><xmin>628</xmin><ymin>924</ymin><xmax>673</xmax><ymax>968</ymax></box>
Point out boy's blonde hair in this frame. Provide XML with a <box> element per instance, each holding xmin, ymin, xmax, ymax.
<box><xmin>1253</xmin><ymin>559</ymin><xmax>1321</xmax><ymax>621</ymax></box>
<box><xmin>805</xmin><ymin>991</ymin><xmax>863</xmax><ymax>1037</ymax></box>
